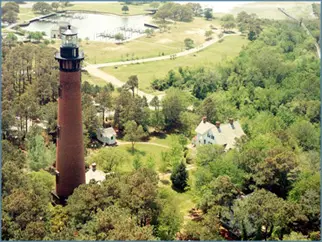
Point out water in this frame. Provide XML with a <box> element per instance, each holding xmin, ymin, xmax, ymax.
<box><xmin>21</xmin><ymin>12</ymin><xmax>151</xmax><ymax>42</ymax></box>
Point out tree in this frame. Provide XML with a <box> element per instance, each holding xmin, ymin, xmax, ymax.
<box><xmin>133</xmin><ymin>154</ymin><xmax>142</xmax><ymax>170</ymax></box>
<box><xmin>170</xmin><ymin>162</ymin><xmax>188</xmax><ymax>191</ymax></box>
<box><xmin>156</xmin><ymin>188</ymin><xmax>183</xmax><ymax>240</ymax></box>
<box><xmin>146</xmin><ymin>155</ymin><xmax>156</xmax><ymax>170</ymax></box>
<box><xmin>289</xmin><ymin>120</ymin><xmax>319</xmax><ymax>151</ymax></box>
<box><xmin>125</xmin><ymin>75</ymin><xmax>138</xmax><ymax>97</ymax></box>
<box><xmin>205</xmin><ymin>30</ymin><xmax>213</xmax><ymax>40</ymax></box>
<box><xmin>51</xmin><ymin>2</ymin><xmax>59</xmax><ymax>11</ymax></box>
<box><xmin>186</xmin><ymin>3</ymin><xmax>202</xmax><ymax>16</ymax></box>
<box><xmin>179</xmin><ymin>111</ymin><xmax>199</xmax><ymax>137</ymax></box>
<box><xmin>32</xmin><ymin>2</ymin><xmax>52</xmax><ymax>14</ymax></box>
<box><xmin>82</xmin><ymin>94</ymin><xmax>99</xmax><ymax>137</ymax></box>
<box><xmin>77</xmin><ymin>206</ymin><xmax>155</xmax><ymax>240</ymax></box>
<box><xmin>222</xmin><ymin>21</ymin><xmax>236</xmax><ymax>32</ymax></box>
<box><xmin>150</xmin><ymin>110</ymin><xmax>166</xmax><ymax>132</ymax></box>
<box><xmin>88</xmin><ymin>148</ymin><xmax>128</xmax><ymax>173</ymax></box>
<box><xmin>204</xmin><ymin>8</ymin><xmax>213</xmax><ymax>20</ymax></box>
<box><xmin>162</xmin><ymin>88</ymin><xmax>188</xmax><ymax>128</ymax></box>
<box><xmin>27</xmin><ymin>134</ymin><xmax>55</xmax><ymax>171</ymax></box>
<box><xmin>233</xmin><ymin>189</ymin><xmax>297</xmax><ymax>240</ymax></box>
<box><xmin>2</xmin><ymin>2</ymin><xmax>20</xmax><ymax>15</ymax></box>
<box><xmin>153</xmin><ymin>2</ymin><xmax>193</xmax><ymax>22</ymax></box>
<box><xmin>124</xmin><ymin>120</ymin><xmax>146</xmax><ymax>153</ymax></box>
<box><xmin>95</xmin><ymin>89</ymin><xmax>112</xmax><ymax>126</ymax></box>
<box><xmin>199</xmin><ymin>175</ymin><xmax>239</xmax><ymax>213</ymax></box>
<box><xmin>66</xmin><ymin>179</ymin><xmax>123</xmax><ymax>225</ymax></box>
<box><xmin>120</xmin><ymin>168</ymin><xmax>159</xmax><ymax>227</ymax></box>
<box><xmin>199</xmin><ymin>207</ymin><xmax>225</xmax><ymax>240</ymax></box>
<box><xmin>184</xmin><ymin>38</ymin><xmax>194</xmax><ymax>50</ymax></box>
<box><xmin>4</xmin><ymin>33</ymin><xmax>18</xmax><ymax>47</ymax></box>
<box><xmin>27</xmin><ymin>31</ymin><xmax>44</xmax><ymax>42</ymax></box>
<box><xmin>122</xmin><ymin>5</ymin><xmax>129</xmax><ymax>14</ymax></box>
<box><xmin>144</xmin><ymin>28</ymin><xmax>154</xmax><ymax>37</ymax></box>
<box><xmin>114</xmin><ymin>33</ymin><xmax>124</xmax><ymax>42</ymax></box>
<box><xmin>2</xmin><ymin>10</ymin><xmax>18</xmax><ymax>24</ymax></box>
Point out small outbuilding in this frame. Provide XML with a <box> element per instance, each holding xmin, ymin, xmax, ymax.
<box><xmin>85</xmin><ymin>163</ymin><xmax>106</xmax><ymax>184</ymax></box>
<box><xmin>96</xmin><ymin>127</ymin><xmax>117</xmax><ymax>145</ymax></box>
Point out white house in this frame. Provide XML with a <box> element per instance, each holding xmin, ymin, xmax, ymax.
<box><xmin>85</xmin><ymin>163</ymin><xmax>106</xmax><ymax>184</ymax></box>
<box><xmin>194</xmin><ymin>117</ymin><xmax>245</xmax><ymax>151</ymax></box>
<box><xmin>96</xmin><ymin>127</ymin><xmax>117</xmax><ymax>145</ymax></box>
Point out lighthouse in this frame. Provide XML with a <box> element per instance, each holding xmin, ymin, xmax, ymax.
<box><xmin>54</xmin><ymin>25</ymin><xmax>85</xmax><ymax>203</ymax></box>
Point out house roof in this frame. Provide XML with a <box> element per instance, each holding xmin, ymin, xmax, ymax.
<box><xmin>98</xmin><ymin>127</ymin><xmax>116</xmax><ymax>137</ymax></box>
<box><xmin>211</xmin><ymin>122</ymin><xmax>245</xmax><ymax>150</ymax></box>
<box><xmin>195</xmin><ymin>120</ymin><xmax>245</xmax><ymax>150</ymax></box>
<box><xmin>195</xmin><ymin>121</ymin><xmax>215</xmax><ymax>135</ymax></box>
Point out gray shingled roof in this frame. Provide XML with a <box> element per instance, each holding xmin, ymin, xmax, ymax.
<box><xmin>195</xmin><ymin>121</ymin><xmax>215</xmax><ymax>135</ymax></box>
<box><xmin>98</xmin><ymin>127</ymin><xmax>116</xmax><ymax>137</ymax></box>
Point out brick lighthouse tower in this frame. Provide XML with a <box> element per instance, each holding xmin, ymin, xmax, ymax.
<box><xmin>54</xmin><ymin>25</ymin><xmax>85</xmax><ymax>203</ymax></box>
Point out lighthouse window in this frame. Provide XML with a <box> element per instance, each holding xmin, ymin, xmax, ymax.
<box><xmin>73</xmin><ymin>49</ymin><xmax>76</xmax><ymax>57</ymax></box>
<box><xmin>55</xmin><ymin>170</ymin><xmax>60</xmax><ymax>184</ymax></box>
<box><xmin>58</xmin><ymin>85</ymin><xmax>62</xmax><ymax>98</ymax></box>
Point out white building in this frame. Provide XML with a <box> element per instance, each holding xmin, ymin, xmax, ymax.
<box><xmin>85</xmin><ymin>163</ymin><xmax>106</xmax><ymax>184</ymax></box>
<box><xmin>194</xmin><ymin>117</ymin><xmax>245</xmax><ymax>151</ymax></box>
<box><xmin>96</xmin><ymin>127</ymin><xmax>117</xmax><ymax>145</ymax></box>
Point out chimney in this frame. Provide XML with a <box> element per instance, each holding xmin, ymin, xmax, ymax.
<box><xmin>229</xmin><ymin>118</ymin><xmax>234</xmax><ymax>125</ymax></box>
<box><xmin>92</xmin><ymin>163</ymin><xmax>97</xmax><ymax>171</ymax></box>
<box><xmin>202</xmin><ymin>116</ymin><xmax>207</xmax><ymax>123</ymax></box>
<box><xmin>215</xmin><ymin>121</ymin><xmax>220</xmax><ymax>128</ymax></box>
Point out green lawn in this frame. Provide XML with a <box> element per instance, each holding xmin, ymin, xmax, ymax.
<box><xmin>17</xmin><ymin>7</ymin><xmax>39</xmax><ymax>23</ymax></box>
<box><xmin>52</xmin><ymin>17</ymin><xmax>222</xmax><ymax>64</ymax></box>
<box><xmin>147</xmin><ymin>133</ymin><xmax>175</xmax><ymax>146</ymax></box>
<box><xmin>231</xmin><ymin>2</ymin><xmax>315</xmax><ymax>20</ymax></box>
<box><xmin>159</xmin><ymin>168</ymin><xmax>198</xmax><ymax>217</ymax></box>
<box><xmin>82</xmin><ymin>71</ymin><xmax>107</xmax><ymax>87</ymax></box>
<box><xmin>116</xmin><ymin>144</ymin><xmax>169</xmax><ymax>172</ymax></box>
<box><xmin>101</xmin><ymin>35</ymin><xmax>249</xmax><ymax>93</ymax></box>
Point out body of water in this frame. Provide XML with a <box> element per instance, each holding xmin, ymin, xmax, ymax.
<box><xmin>21</xmin><ymin>12</ymin><xmax>151</xmax><ymax>42</ymax></box>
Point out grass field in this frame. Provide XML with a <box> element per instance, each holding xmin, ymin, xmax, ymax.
<box><xmin>116</xmin><ymin>144</ymin><xmax>169</xmax><ymax>172</ymax></box>
<box><xmin>82</xmin><ymin>71</ymin><xmax>107</xmax><ymax>87</ymax></box>
<box><xmin>101</xmin><ymin>35</ymin><xmax>249</xmax><ymax>93</ymax></box>
<box><xmin>17</xmin><ymin>7</ymin><xmax>39</xmax><ymax>23</ymax></box>
<box><xmin>231</xmin><ymin>2</ymin><xmax>315</xmax><ymax>20</ymax></box>
<box><xmin>65</xmin><ymin>2</ymin><xmax>151</xmax><ymax>16</ymax></box>
<box><xmin>48</xmin><ymin>17</ymin><xmax>222</xmax><ymax>64</ymax></box>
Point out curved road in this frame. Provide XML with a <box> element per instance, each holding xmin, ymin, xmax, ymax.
<box><xmin>84</xmin><ymin>32</ymin><xmax>240</xmax><ymax>103</ymax></box>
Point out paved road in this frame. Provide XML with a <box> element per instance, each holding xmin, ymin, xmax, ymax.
<box><xmin>84</xmin><ymin>32</ymin><xmax>240</xmax><ymax>103</ymax></box>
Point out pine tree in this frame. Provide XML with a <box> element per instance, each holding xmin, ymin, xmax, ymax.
<box><xmin>170</xmin><ymin>162</ymin><xmax>188</xmax><ymax>191</ymax></box>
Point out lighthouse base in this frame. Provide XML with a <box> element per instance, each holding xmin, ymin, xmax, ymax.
<box><xmin>51</xmin><ymin>191</ymin><xmax>67</xmax><ymax>206</ymax></box>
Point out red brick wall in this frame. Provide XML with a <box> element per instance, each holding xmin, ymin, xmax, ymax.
<box><xmin>56</xmin><ymin>70</ymin><xmax>85</xmax><ymax>198</ymax></box>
